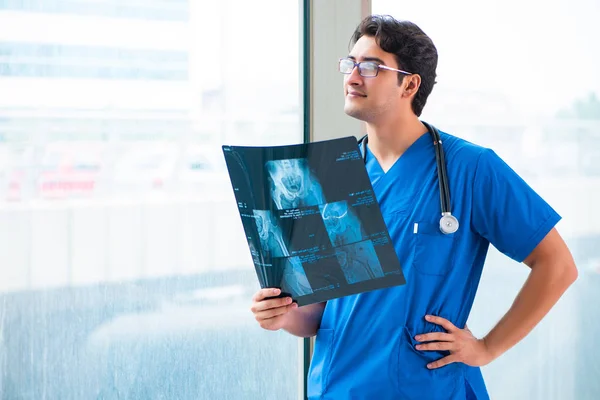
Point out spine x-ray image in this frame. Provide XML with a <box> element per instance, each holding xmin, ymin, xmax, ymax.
<box><xmin>266</xmin><ymin>158</ymin><xmax>325</xmax><ymax>210</ymax></box>
<box><xmin>336</xmin><ymin>241</ymin><xmax>384</xmax><ymax>284</ymax></box>
<box><xmin>320</xmin><ymin>201</ymin><xmax>364</xmax><ymax>247</ymax></box>
<box><xmin>253</xmin><ymin>210</ymin><xmax>289</xmax><ymax>258</ymax></box>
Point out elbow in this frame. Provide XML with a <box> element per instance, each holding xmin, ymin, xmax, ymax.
<box><xmin>536</xmin><ymin>257</ymin><xmax>579</xmax><ymax>293</ymax></box>
<box><xmin>564</xmin><ymin>260</ymin><xmax>579</xmax><ymax>287</ymax></box>
<box><xmin>554</xmin><ymin>258</ymin><xmax>578</xmax><ymax>292</ymax></box>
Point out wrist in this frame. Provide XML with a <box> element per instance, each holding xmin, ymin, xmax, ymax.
<box><xmin>481</xmin><ymin>336</ymin><xmax>501</xmax><ymax>364</ymax></box>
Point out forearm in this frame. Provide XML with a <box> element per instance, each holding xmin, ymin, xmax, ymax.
<box><xmin>282</xmin><ymin>302</ymin><xmax>326</xmax><ymax>338</ymax></box>
<box><xmin>483</xmin><ymin>260</ymin><xmax>577</xmax><ymax>360</ymax></box>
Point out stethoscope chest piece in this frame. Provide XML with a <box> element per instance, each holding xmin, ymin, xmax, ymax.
<box><xmin>439</xmin><ymin>212</ymin><xmax>459</xmax><ymax>234</ymax></box>
<box><xmin>359</xmin><ymin>121</ymin><xmax>460</xmax><ymax>235</ymax></box>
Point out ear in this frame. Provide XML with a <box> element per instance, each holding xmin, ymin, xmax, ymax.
<box><xmin>402</xmin><ymin>74</ymin><xmax>421</xmax><ymax>99</ymax></box>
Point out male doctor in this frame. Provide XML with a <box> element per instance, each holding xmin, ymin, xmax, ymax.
<box><xmin>250</xmin><ymin>14</ymin><xmax>578</xmax><ymax>399</ymax></box>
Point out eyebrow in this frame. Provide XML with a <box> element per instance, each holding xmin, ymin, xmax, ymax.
<box><xmin>347</xmin><ymin>55</ymin><xmax>386</xmax><ymax>64</ymax></box>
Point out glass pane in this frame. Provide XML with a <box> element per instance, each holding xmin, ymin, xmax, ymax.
<box><xmin>371</xmin><ymin>1</ymin><xmax>599</xmax><ymax>399</ymax></box>
<box><xmin>0</xmin><ymin>1</ymin><xmax>302</xmax><ymax>399</ymax></box>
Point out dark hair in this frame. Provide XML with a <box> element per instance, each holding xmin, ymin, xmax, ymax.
<box><xmin>350</xmin><ymin>15</ymin><xmax>438</xmax><ymax>117</ymax></box>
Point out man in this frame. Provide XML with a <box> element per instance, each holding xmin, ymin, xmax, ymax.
<box><xmin>250</xmin><ymin>14</ymin><xmax>578</xmax><ymax>399</ymax></box>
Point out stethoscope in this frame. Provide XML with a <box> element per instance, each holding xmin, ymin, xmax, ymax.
<box><xmin>358</xmin><ymin>121</ymin><xmax>460</xmax><ymax>234</ymax></box>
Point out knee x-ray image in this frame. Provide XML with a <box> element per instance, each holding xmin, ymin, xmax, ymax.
<box><xmin>320</xmin><ymin>201</ymin><xmax>364</xmax><ymax>247</ymax></box>
<box><xmin>253</xmin><ymin>210</ymin><xmax>289</xmax><ymax>258</ymax></box>
<box><xmin>336</xmin><ymin>241</ymin><xmax>384</xmax><ymax>284</ymax></box>
<box><xmin>266</xmin><ymin>158</ymin><xmax>325</xmax><ymax>209</ymax></box>
<box><xmin>281</xmin><ymin>257</ymin><xmax>313</xmax><ymax>297</ymax></box>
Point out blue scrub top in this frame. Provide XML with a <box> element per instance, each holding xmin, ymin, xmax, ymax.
<box><xmin>307</xmin><ymin>131</ymin><xmax>561</xmax><ymax>400</ymax></box>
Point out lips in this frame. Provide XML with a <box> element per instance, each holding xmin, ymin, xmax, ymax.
<box><xmin>347</xmin><ymin>91</ymin><xmax>366</xmax><ymax>97</ymax></box>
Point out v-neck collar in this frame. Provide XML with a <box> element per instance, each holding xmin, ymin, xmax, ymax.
<box><xmin>365</xmin><ymin>132</ymin><xmax>430</xmax><ymax>188</ymax></box>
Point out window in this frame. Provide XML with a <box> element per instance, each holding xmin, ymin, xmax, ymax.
<box><xmin>0</xmin><ymin>1</ymin><xmax>304</xmax><ymax>398</ymax></box>
<box><xmin>0</xmin><ymin>0</ymin><xmax>189</xmax><ymax>21</ymax></box>
<box><xmin>371</xmin><ymin>1</ymin><xmax>599</xmax><ymax>398</ymax></box>
<box><xmin>0</xmin><ymin>42</ymin><xmax>188</xmax><ymax>80</ymax></box>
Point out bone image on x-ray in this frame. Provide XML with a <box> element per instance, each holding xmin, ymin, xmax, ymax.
<box><xmin>266</xmin><ymin>158</ymin><xmax>325</xmax><ymax>210</ymax></box>
<box><xmin>320</xmin><ymin>201</ymin><xmax>363</xmax><ymax>247</ymax></box>
<box><xmin>281</xmin><ymin>257</ymin><xmax>313</xmax><ymax>297</ymax></box>
<box><xmin>253</xmin><ymin>210</ymin><xmax>289</xmax><ymax>258</ymax></box>
<box><xmin>336</xmin><ymin>241</ymin><xmax>384</xmax><ymax>284</ymax></box>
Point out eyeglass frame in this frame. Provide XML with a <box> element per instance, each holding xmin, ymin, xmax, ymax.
<box><xmin>338</xmin><ymin>57</ymin><xmax>413</xmax><ymax>77</ymax></box>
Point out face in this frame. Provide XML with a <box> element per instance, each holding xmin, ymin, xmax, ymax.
<box><xmin>343</xmin><ymin>35</ymin><xmax>411</xmax><ymax>122</ymax></box>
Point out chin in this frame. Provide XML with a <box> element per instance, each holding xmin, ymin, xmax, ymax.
<box><xmin>344</xmin><ymin>105</ymin><xmax>367</xmax><ymax>121</ymax></box>
<box><xmin>343</xmin><ymin>102</ymin><xmax>357</xmax><ymax>115</ymax></box>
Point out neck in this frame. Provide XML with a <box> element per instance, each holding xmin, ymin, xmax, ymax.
<box><xmin>365</xmin><ymin>113</ymin><xmax>427</xmax><ymax>171</ymax></box>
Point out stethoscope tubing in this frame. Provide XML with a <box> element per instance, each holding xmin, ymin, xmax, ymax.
<box><xmin>358</xmin><ymin>121</ymin><xmax>459</xmax><ymax>234</ymax></box>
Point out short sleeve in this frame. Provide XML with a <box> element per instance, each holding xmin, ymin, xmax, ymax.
<box><xmin>471</xmin><ymin>148</ymin><xmax>561</xmax><ymax>262</ymax></box>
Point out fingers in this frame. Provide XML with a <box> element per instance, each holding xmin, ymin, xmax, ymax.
<box><xmin>253</xmin><ymin>296</ymin><xmax>297</xmax><ymax>319</ymax></box>
<box><xmin>256</xmin><ymin>307</ymin><xmax>297</xmax><ymax>330</ymax></box>
<box><xmin>252</xmin><ymin>288</ymin><xmax>281</xmax><ymax>302</ymax></box>
<box><xmin>250</xmin><ymin>294</ymin><xmax>294</xmax><ymax>313</ymax></box>
<box><xmin>250</xmin><ymin>289</ymin><xmax>297</xmax><ymax>330</ymax></box>
<box><xmin>427</xmin><ymin>354</ymin><xmax>459</xmax><ymax>369</ymax></box>
<box><xmin>414</xmin><ymin>332</ymin><xmax>454</xmax><ymax>342</ymax></box>
<box><xmin>415</xmin><ymin>341</ymin><xmax>453</xmax><ymax>352</ymax></box>
<box><xmin>425</xmin><ymin>315</ymin><xmax>458</xmax><ymax>332</ymax></box>
<box><xmin>255</xmin><ymin>302</ymin><xmax>298</xmax><ymax>324</ymax></box>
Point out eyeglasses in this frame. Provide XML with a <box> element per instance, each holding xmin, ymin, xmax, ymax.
<box><xmin>338</xmin><ymin>58</ymin><xmax>412</xmax><ymax>78</ymax></box>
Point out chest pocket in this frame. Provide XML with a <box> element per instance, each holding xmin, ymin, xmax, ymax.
<box><xmin>413</xmin><ymin>220</ymin><xmax>456</xmax><ymax>276</ymax></box>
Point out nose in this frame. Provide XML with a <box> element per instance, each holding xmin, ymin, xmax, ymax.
<box><xmin>345</xmin><ymin>64</ymin><xmax>363</xmax><ymax>86</ymax></box>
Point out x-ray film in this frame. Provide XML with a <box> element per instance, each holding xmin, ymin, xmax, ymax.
<box><xmin>222</xmin><ymin>136</ymin><xmax>405</xmax><ymax>306</ymax></box>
